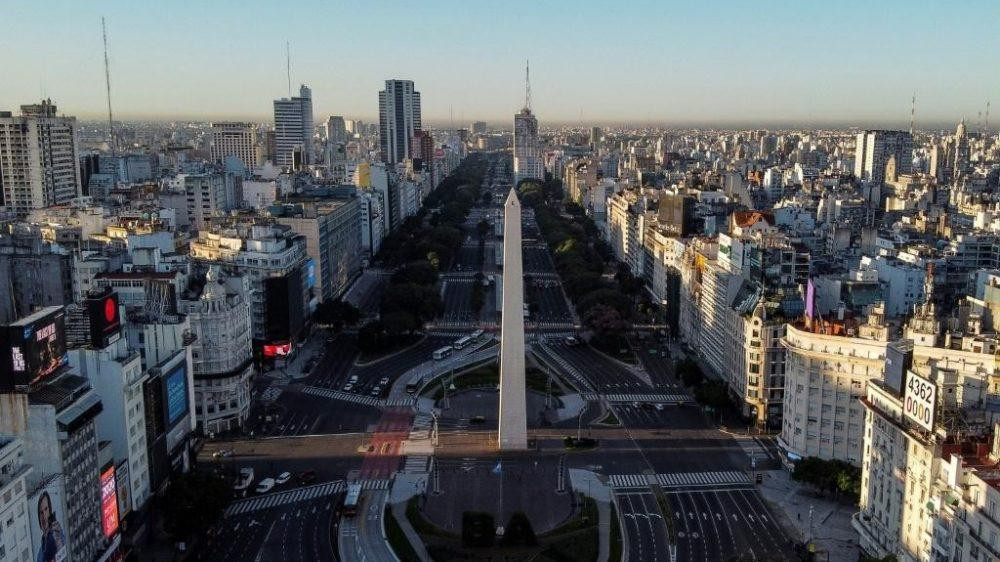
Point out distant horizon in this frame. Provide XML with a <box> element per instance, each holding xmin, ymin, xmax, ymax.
<box><xmin>64</xmin><ymin>114</ymin><xmax>977</xmax><ymax>134</ymax></box>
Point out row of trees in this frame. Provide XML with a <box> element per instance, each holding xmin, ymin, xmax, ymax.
<box><xmin>518</xmin><ymin>178</ymin><xmax>638</xmax><ymax>353</ymax></box>
<box><xmin>462</xmin><ymin>511</ymin><xmax>536</xmax><ymax>548</ymax></box>
<box><xmin>359</xmin><ymin>155</ymin><xmax>489</xmax><ymax>353</ymax></box>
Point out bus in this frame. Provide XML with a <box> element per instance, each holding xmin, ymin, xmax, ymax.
<box><xmin>433</xmin><ymin>346</ymin><xmax>453</xmax><ymax>360</ymax></box>
<box><xmin>453</xmin><ymin>336</ymin><xmax>472</xmax><ymax>350</ymax></box>
<box><xmin>471</xmin><ymin>329</ymin><xmax>485</xmax><ymax>341</ymax></box>
<box><xmin>343</xmin><ymin>483</ymin><xmax>362</xmax><ymax>517</ymax></box>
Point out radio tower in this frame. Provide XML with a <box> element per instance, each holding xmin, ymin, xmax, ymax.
<box><xmin>986</xmin><ymin>101</ymin><xmax>992</xmax><ymax>137</ymax></box>
<box><xmin>909</xmin><ymin>92</ymin><xmax>916</xmax><ymax>136</ymax></box>
<box><xmin>101</xmin><ymin>17</ymin><xmax>116</xmax><ymax>156</ymax></box>
<box><xmin>285</xmin><ymin>41</ymin><xmax>291</xmax><ymax>96</ymax></box>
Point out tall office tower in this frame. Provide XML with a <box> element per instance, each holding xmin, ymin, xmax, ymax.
<box><xmin>470</xmin><ymin>121</ymin><xmax>487</xmax><ymax>134</ymax></box>
<box><xmin>590</xmin><ymin>126</ymin><xmax>602</xmax><ymax>151</ymax></box>
<box><xmin>853</xmin><ymin>130</ymin><xmax>913</xmax><ymax>184</ymax></box>
<box><xmin>273</xmin><ymin>85</ymin><xmax>313</xmax><ymax>170</ymax></box>
<box><xmin>378</xmin><ymin>79</ymin><xmax>422</xmax><ymax>164</ymax></box>
<box><xmin>513</xmin><ymin>63</ymin><xmax>543</xmax><ymax>185</ymax></box>
<box><xmin>210</xmin><ymin>122</ymin><xmax>259</xmax><ymax>168</ymax></box>
<box><xmin>0</xmin><ymin>100</ymin><xmax>82</xmax><ymax>217</ymax></box>
<box><xmin>326</xmin><ymin>116</ymin><xmax>348</xmax><ymax>143</ymax></box>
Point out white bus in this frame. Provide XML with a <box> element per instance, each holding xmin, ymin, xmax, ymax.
<box><xmin>343</xmin><ymin>483</ymin><xmax>363</xmax><ymax>517</ymax></box>
<box><xmin>433</xmin><ymin>346</ymin><xmax>453</xmax><ymax>360</ymax></box>
<box><xmin>453</xmin><ymin>336</ymin><xmax>472</xmax><ymax>350</ymax></box>
<box><xmin>471</xmin><ymin>329</ymin><xmax>485</xmax><ymax>341</ymax></box>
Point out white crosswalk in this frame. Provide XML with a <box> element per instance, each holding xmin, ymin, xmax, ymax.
<box><xmin>581</xmin><ymin>393</ymin><xmax>690</xmax><ymax>403</ymax></box>
<box><xmin>608</xmin><ymin>471</ymin><xmax>750</xmax><ymax>490</ymax></box>
<box><xmin>301</xmin><ymin>386</ymin><xmax>415</xmax><ymax>408</ymax></box>
<box><xmin>403</xmin><ymin>455</ymin><xmax>430</xmax><ymax>473</ymax></box>
<box><xmin>224</xmin><ymin>479</ymin><xmax>391</xmax><ymax>517</ymax></box>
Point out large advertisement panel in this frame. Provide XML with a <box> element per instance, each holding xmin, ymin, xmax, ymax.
<box><xmin>100</xmin><ymin>464</ymin><xmax>120</xmax><ymax>538</ymax></box>
<box><xmin>29</xmin><ymin>477</ymin><xmax>68</xmax><ymax>562</ymax></box>
<box><xmin>164</xmin><ymin>364</ymin><xmax>189</xmax><ymax>426</ymax></box>
<box><xmin>904</xmin><ymin>371</ymin><xmax>937</xmax><ymax>432</ymax></box>
<box><xmin>86</xmin><ymin>290</ymin><xmax>121</xmax><ymax>349</ymax></box>
<box><xmin>0</xmin><ymin>308</ymin><xmax>68</xmax><ymax>391</ymax></box>
<box><xmin>115</xmin><ymin>461</ymin><xmax>132</xmax><ymax>520</ymax></box>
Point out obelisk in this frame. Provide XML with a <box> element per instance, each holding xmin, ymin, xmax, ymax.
<box><xmin>498</xmin><ymin>188</ymin><xmax>528</xmax><ymax>450</ymax></box>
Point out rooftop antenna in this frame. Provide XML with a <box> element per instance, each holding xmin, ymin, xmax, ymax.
<box><xmin>524</xmin><ymin>59</ymin><xmax>532</xmax><ymax>112</ymax></box>
<box><xmin>101</xmin><ymin>16</ymin><xmax>116</xmax><ymax>157</ymax></box>
<box><xmin>909</xmin><ymin>92</ymin><xmax>916</xmax><ymax>136</ymax></box>
<box><xmin>285</xmin><ymin>41</ymin><xmax>292</xmax><ymax>96</ymax></box>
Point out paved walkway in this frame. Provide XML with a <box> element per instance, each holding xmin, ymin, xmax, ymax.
<box><xmin>758</xmin><ymin>469</ymin><xmax>859</xmax><ymax>561</ymax></box>
<box><xmin>390</xmin><ymin>502</ymin><xmax>432</xmax><ymax>562</ymax></box>
<box><xmin>569</xmin><ymin>469</ymin><xmax>611</xmax><ymax>562</ymax></box>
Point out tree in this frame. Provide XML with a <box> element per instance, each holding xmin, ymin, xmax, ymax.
<box><xmin>313</xmin><ymin>299</ymin><xmax>360</xmax><ymax>331</ymax></box>
<box><xmin>461</xmin><ymin>511</ymin><xmax>495</xmax><ymax>547</ymax></box>
<box><xmin>500</xmin><ymin>512</ymin><xmax>537</xmax><ymax>546</ymax></box>
<box><xmin>381</xmin><ymin>283</ymin><xmax>442</xmax><ymax>322</ymax></box>
<box><xmin>162</xmin><ymin>469</ymin><xmax>232</xmax><ymax>541</ymax></box>
<box><xmin>477</xmin><ymin>219</ymin><xmax>491</xmax><ymax>239</ymax></box>
<box><xmin>391</xmin><ymin>260</ymin><xmax>438</xmax><ymax>286</ymax></box>
<box><xmin>693</xmin><ymin>381</ymin><xmax>732</xmax><ymax>410</ymax></box>
<box><xmin>676</xmin><ymin>359</ymin><xmax>705</xmax><ymax>387</ymax></box>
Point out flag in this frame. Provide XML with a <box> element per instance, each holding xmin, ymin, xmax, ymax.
<box><xmin>492</xmin><ymin>461</ymin><xmax>502</xmax><ymax>475</ymax></box>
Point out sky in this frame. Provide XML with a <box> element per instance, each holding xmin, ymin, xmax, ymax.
<box><xmin>3</xmin><ymin>0</ymin><xmax>999</xmax><ymax>128</ymax></box>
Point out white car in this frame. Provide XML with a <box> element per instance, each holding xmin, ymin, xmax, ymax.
<box><xmin>343</xmin><ymin>383</ymin><xmax>354</xmax><ymax>392</ymax></box>
<box><xmin>275</xmin><ymin>472</ymin><xmax>292</xmax><ymax>485</ymax></box>
<box><xmin>255</xmin><ymin>478</ymin><xmax>275</xmax><ymax>494</ymax></box>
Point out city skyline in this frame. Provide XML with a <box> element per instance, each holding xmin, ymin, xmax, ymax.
<box><xmin>5</xmin><ymin>0</ymin><xmax>999</xmax><ymax>127</ymax></box>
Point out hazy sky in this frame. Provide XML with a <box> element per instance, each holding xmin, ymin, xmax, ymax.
<box><xmin>4</xmin><ymin>0</ymin><xmax>998</xmax><ymax>128</ymax></box>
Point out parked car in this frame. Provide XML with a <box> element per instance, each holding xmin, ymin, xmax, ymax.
<box><xmin>342</xmin><ymin>383</ymin><xmax>354</xmax><ymax>392</ymax></box>
<box><xmin>275</xmin><ymin>472</ymin><xmax>292</xmax><ymax>485</ymax></box>
<box><xmin>379</xmin><ymin>377</ymin><xmax>390</xmax><ymax>385</ymax></box>
<box><xmin>255</xmin><ymin>477</ymin><xmax>275</xmax><ymax>494</ymax></box>
<box><xmin>298</xmin><ymin>470</ymin><xmax>317</xmax><ymax>484</ymax></box>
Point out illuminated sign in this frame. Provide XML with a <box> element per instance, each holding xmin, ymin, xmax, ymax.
<box><xmin>1</xmin><ymin>307</ymin><xmax>68</xmax><ymax>391</ymax></box>
<box><xmin>164</xmin><ymin>366</ymin><xmax>188</xmax><ymax>426</ymax></box>
<box><xmin>904</xmin><ymin>371</ymin><xmax>936</xmax><ymax>432</ymax></box>
<box><xmin>262</xmin><ymin>342</ymin><xmax>292</xmax><ymax>357</ymax></box>
<box><xmin>100</xmin><ymin>465</ymin><xmax>119</xmax><ymax>538</ymax></box>
<box><xmin>86</xmin><ymin>291</ymin><xmax>121</xmax><ymax>348</ymax></box>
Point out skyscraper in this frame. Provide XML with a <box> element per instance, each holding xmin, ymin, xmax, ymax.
<box><xmin>326</xmin><ymin>116</ymin><xmax>347</xmax><ymax>144</ymax></box>
<box><xmin>273</xmin><ymin>85</ymin><xmax>313</xmax><ymax>170</ymax></box>
<box><xmin>513</xmin><ymin>64</ymin><xmax>543</xmax><ymax>185</ymax></box>
<box><xmin>378</xmin><ymin>79</ymin><xmax>422</xmax><ymax>164</ymax></box>
<box><xmin>210</xmin><ymin>122</ymin><xmax>259</xmax><ymax>168</ymax></box>
<box><xmin>853</xmin><ymin>130</ymin><xmax>913</xmax><ymax>184</ymax></box>
<box><xmin>0</xmin><ymin>99</ymin><xmax>82</xmax><ymax>216</ymax></box>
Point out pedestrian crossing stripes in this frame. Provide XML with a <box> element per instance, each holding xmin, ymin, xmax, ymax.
<box><xmin>403</xmin><ymin>455</ymin><xmax>430</xmax><ymax>473</ymax></box>
<box><xmin>224</xmin><ymin>479</ymin><xmax>391</xmax><ymax>517</ymax></box>
<box><xmin>608</xmin><ymin>471</ymin><xmax>751</xmax><ymax>490</ymax></box>
<box><xmin>301</xmin><ymin>386</ymin><xmax>416</xmax><ymax>408</ymax></box>
<box><xmin>581</xmin><ymin>393</ymin><xmax>691</xmax><ymax>403</ymax></box>
<box><xmin>609</xmin><ymin>474</ymin><xmax>652</xmax><ymax>488</ymax></box>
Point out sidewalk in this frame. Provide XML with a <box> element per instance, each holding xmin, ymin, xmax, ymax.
<box><xmin>757</xmin><ymin>469</ymin><xmax>859</xmax><ymax>561</ymax></box>
<box><xmin>569</xmin><ymin>469</ymin><xmax>612</xmax><ymax>562</ymax></box>
<box><xmin>390</xmin><ymin>502</ymin><xmax>433</xmax><ymax>562</ymax></box>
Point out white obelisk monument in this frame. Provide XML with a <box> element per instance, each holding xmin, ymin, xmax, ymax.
<box><xmin>498</xmin><ymin>188</ymin><xmax>528</xmax><ymax>450</ymax></box>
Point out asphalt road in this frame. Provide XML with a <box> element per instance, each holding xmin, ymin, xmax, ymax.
<box><xmin>616</xmin><ymin>490</ymin><xmax>671</xmax><ymax>562</ymax></box>
<box><xmin>546</xmin><ymin>341</ymin><xmax>649</xmax><ymax>392</ymax></box>
<box><xmin>194</xmin><ymin>492</ymin><xmax>340</xmax><ymax>562</ymax></box>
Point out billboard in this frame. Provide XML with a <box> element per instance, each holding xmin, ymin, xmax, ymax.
<box><xmin>100</xmin><ymin>464</ymin><xmax>120</xmax><ymax>538</ymax></box>
<box><xmin>164</xmin><ymin>364</ymin><xmax>189</xmax><ymax>426</ymax></box>
<box><xmin>306</xmin><ymin>259</ymin><xmax>316</xmax><ymax>289</ymax></box>
<box><xmin>29</xmin><ymin>477</ymin><xmax>68</xmax><ymax>562</ymax></box>
<box><xmin>0</xmin><ymin>307</ymin><xmax>68</xmax><ymax>391</ymax></box>
<box><xmin>262</xmin><ymin>342</ymin><xmax>291</xmax><ymax>357</ymax></box>
<box><xmin>904</xmin><ymin>371</ymin><xmax>936</xmax><ymax>431</ymax></box>
<box><xmin>86</xmin><ymin>290</ymin><xmax>121</xmax><ymax>348</ymax></box>
<box><xmin>115</xmin><ymin>461</ymin><xmax>132</xmax><ymax>520</ymax></box>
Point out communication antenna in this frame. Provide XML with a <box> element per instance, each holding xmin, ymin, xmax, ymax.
<box><xmin>909</xmin><ymin>92</ymin><xmax>916</xmax><ymax>136</ymax></box>
<box><xmin>986</xmin><ymin>101</ymin><xmax>992</xmax><ymax>137</ymax></box>
<box><xmin>101</xmin><ymin>17</ymin><xmax>116</xmax><ymax>157</ymax></box>
<box><xmin>524</xmin><ymin>59</ymin><xmax>532</xmax><ymax>112</ymax></box>
<box><xmin>286</xmin><ymin>41</ymin><xmax>291</xmax><ymax>96</ymax></box>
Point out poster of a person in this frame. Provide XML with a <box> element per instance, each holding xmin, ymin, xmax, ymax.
<box><xmin>35</xmin><ymin>491</ymin><xmax>66</xmax><ymax>562</ymax></box>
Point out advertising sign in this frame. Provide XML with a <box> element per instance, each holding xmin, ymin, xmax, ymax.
<box><xmin>115</xmin><ymin>461</ymin><xmax>132</xmax><ymax>520</ymax></box>
<box><xmin>100</xmin><ymin>464</ymin><xmax>119</xmax><ymax>538</ymax></box>
<box><xmin>164</xmin><ymin>365</ymin><xmax>189</xmax><ymax>426</ymax></box>
<box><xmin>306</xmin><ymin>259</ymin><xmax>316</xmax><ymax>289</ymax></box>
<box><xmin>262</xmin><ymin>342</ymin><xmax>291</xmax><ymax>357</ymax></box>
<box><xmin>904</xmin><ymin>371</ymin><xmax>937</xmax><ymax>431</ymax></box>
<box><xmin>0</xmin><ymin>307</ymin><xmax>68</xmax><ymax>390</ymax></box>
<box><xmin>86</xmin><ymin>290</ymin><xmax>121</xmax><ymax>348</ymax></box>
<box><xmin>29</xmin><ymin>477</ymin><xmax>68</xmax><ymax>562</ymax></box>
